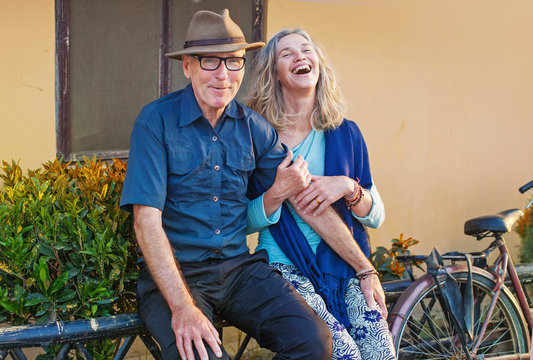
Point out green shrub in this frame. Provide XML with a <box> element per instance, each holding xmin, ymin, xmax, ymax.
<box><xmin>0</xmin><ymin>158</ymin><xmax>138</xmax><ymax>359</ymax></box>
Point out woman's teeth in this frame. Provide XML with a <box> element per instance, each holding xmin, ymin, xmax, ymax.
<box><xmin>293</xmin><ymin>65</ymin><xmax>311</xmax><ymax>74</ymax></box>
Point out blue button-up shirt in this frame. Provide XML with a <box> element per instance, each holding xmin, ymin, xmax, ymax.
<box><xmin>120</xmin><ymin>84</ymin><xmax>287</xmax><ymax>263</ymax></box>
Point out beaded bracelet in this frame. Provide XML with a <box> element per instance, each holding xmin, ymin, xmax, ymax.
<box><xmin>347</xmin><ymin>187</ymin><xmax>364</xmax><ymax>210</ymax></box>
<box><xmin>356</xmin><ymin>268</ymin><xmax>376</xmax><ymax>277</ymax></box>
<box><xmin>345</xmin><ymin>178</ymin><xmax>365</xmax><ymax>210</ymax></box>
<box><xmin>356</xmin><ymin>269</ymin><xmax>379</xmax><ymax>280</ymax></box>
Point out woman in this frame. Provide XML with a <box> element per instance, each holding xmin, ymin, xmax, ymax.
<box><xmin>246</xmin><ymin>29</ymin><xmax>396</xmax><ymax>360</ymax></box>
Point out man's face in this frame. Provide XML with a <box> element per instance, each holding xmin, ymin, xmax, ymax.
<box><xmin>183</xmin><ymin>50</ymin><xmax>245</xmax><ymax>120</ymax></box>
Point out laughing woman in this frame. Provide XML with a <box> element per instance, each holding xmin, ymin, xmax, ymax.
<box><xmin>246</xmin><ymin>29</ymin><xmax>396</xmax><ymax>360</ymax></box>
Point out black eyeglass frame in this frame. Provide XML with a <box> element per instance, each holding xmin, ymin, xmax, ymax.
<box><xmin>192</xmin><ymin>55</ymin><xmax>247</xmax><ymax>71</ymax></box>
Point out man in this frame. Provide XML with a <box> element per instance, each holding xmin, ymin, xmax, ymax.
<box><xmin>120</xmin><ymin>9</ymin><xmax>332</xmax><ymax>360</ymax></box>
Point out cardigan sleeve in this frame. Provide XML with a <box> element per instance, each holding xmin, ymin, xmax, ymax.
<box><xmin>245</xmin><ymin>194</ymin><xmax>282</xmax><ymax>234</ymax></box>
<box><xmin>352</xmin><ymin>182</ymin><xmax>385</xmax><ymax>228</ymax></box>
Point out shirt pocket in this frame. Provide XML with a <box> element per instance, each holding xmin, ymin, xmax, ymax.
<box><xmin>167</xmin><ymin>145</ymin><xmax>201</xmax><ymax>194</ymax></box>
<box><xmin>223</xmin><ymin>149</ymin><xmax>255</xmax><ymax>198</ymax></box>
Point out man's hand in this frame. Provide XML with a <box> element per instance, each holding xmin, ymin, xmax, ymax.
<box><xmin>172</xmin><ymin>303</ymin><xmax>222</xmax><ymax>360</ymax></box>
<box><xmin>359</xmin><ymin>274</ymin><xmax>388</xmax><ymax>319</ymax></box>
<box><xmin>133</xmin><ymin>205</ymin><xmax>223</xmax><ymax>359</ymax></box>
<box><xmin>271</xmin><ymin>150</ymin><xmax>311</xmax><ymax>200</ymax></box>
<box><xmin>262</xmin><ymin>150</ymin><xmax>311</xmax><ymax>217</ymax></box>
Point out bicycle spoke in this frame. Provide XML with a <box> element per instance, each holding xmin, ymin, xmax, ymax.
<box><xmin>393</xmin><ymin>272</ymin><xmax>528</xmax><ymax>359</ymax></box>
<box><xmin>401</xmin><ymin>297</ymin><xmax>458</xmax><ymax>357</ymax></box>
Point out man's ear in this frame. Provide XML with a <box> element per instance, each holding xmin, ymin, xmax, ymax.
<box><xmin>182</xmin><ymin>55</ymin><xmax>191</xmax><ymax>79</ymax></box>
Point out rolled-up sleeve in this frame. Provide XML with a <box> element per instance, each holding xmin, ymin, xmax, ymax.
<box><xmin>246</xmin><ymin>194</ymin><xmax>282</xmax><ymax>234</ymax></box>
<box><xmin>120</xmin><ymin>109</ymin><xmax>168</xmax><ymax>213</ymax></box>
<box><xmin>352</xmin><ymin>182</ymin><xmax>385</xmax><ymax>228</ymax></box>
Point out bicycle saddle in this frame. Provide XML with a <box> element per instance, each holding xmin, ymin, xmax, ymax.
<box><xmin>464</xmin><ymin>208</ymin><xmax>523</xmax><ymax>237</ymax></box>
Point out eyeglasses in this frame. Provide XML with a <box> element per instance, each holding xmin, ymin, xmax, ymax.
<box><xmin>192</xmin><ymin>55</ymin><xmax>246</xmax><ymax>71</ymax></box>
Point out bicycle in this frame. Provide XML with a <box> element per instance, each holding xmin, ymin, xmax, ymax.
<box><xmin>387</xmin><ymin>180</ymin><xmax>533</xmax><ymax>359</ymax></box>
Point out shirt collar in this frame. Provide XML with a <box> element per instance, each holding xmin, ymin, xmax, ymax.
<box><xmin>179</xmin><ymin>84</ymin><xmax>242</xmax><ymax>127</ymax></box>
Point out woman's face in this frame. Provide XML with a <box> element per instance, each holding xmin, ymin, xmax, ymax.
<box><xmin>275</xmin><ymin>33</ymin><xmax>320</xmax><ymax>93</ymax></box>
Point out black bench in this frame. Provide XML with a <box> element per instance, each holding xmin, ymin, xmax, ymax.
<box><xmin>1</xmin><ymin>267</ymin><xmax>531</xmax><ymax>360</ymax></box>
<box><xmin>0</xmin><ymin>313</ymin><xmax>251</xmax><ymax>360</ymax></box>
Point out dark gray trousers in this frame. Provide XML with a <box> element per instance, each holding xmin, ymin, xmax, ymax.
<box><xmin>137</xmin><ymin>250</ymin><xmax>332</xmax><ymax>360</ymax></box>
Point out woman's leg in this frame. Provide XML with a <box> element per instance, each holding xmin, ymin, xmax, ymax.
<box><xmin>271</xmin><ymin>263</ymin><xmax>362</xmax><ymax>360</ymax></box>
<box><xmin>345</xmin><ymin>278</ymin><xmax>396</xmax><ymax>360</ymax></box>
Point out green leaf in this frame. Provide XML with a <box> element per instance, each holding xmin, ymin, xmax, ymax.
<box><xmin>39</xmin><ymin>266</ymin><xmax>47</xmax><ymax>288</ymax></box>
<box><xmin>56</xmin><ymin>288</ymin><xmax>76</xmax><ymax>303</ymax></box>
<box><xmin>0</xmin><ymin>299</ymin><xmax>18</xmax><ymax>313</ymax></box>
<box><xmin>35</xmin><ymin>303</ymin><xmax>50</xmax><ymax>317</ymax></box>
<box><xmin>25</xmin><ymin>293</ymin><xmax>49</xmax><ymax>306</ymax></box>
<box><xmin>95</xmin><ymin>297</ymin><xmax>116</xmax><ymax>305</ymax></box>
<box><xmin>49</xmin><ymin>272</ymin><xmax>69</xmax><ymax>295</ymax></box>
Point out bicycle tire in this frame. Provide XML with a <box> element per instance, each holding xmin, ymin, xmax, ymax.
<box><xmin>388</xmin><ymin>264</ymin><xmax>529</xmax><ymax>359</ymax></box>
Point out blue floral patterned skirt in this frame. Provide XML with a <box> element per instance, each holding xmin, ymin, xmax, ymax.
<box><xmin>271</xmin><ymin>263</ymin><xmax>396</xmax><ymax>360</ymax></box>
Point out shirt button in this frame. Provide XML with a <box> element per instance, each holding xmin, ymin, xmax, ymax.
<box><xmin>214</xmin><ymin>229</ymin><xmax>221</xmax><ymax>235</ymax></box>
<box><xmin>214</xmin><ymin>165</ymin><xmax>220</xmax><ymax>171</ymax></box>
<box><xmin>212</xmin><ymin>136</ymin><xmax>218</xmax><ymax>141</ymax></box>
<box><xmin>213</xmin><ymin>196</ymin><xmax>218</xmax><ymax>202</ymax></box>
<box><xmin>214</xmin><ymin>249</ymin><xmax>220</xmax><ymax>254</ymax></box>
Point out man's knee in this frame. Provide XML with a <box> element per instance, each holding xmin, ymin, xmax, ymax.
<box><xmin>299</xmin><ymin>314</ymin><xmax>333</xmax><ymax>359</ymax></box>
<box><xmin>259</xmin><ymin>301</ymin><xmax>332</xmax><ymax>359</ymax></box>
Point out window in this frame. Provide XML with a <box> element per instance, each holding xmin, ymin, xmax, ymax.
<box><xmin>56</xmin><ymin>0</ymin><xmax>265</xmax><ymax>161</ymax></box>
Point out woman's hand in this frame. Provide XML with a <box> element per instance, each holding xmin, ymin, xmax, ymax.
<box><xmin>294</xmin><ymin>175</ymin><xmax>354</xmax><ymax>216</ymax></box>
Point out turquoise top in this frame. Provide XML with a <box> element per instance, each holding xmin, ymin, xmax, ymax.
<box><xmin>247</xmin><ymin>129</ymin><xmax>385</xmax><ymax>265</ymax></box>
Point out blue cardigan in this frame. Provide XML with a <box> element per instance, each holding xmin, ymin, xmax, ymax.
<box><xmin>249</xmin><ymin>119</ymin><xmax>373</xmax><ymax>331</ymax></box>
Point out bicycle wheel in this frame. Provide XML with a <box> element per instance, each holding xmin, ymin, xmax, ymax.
<box><xmin>388</xmin><ymin>265</ymin><xmax>529</xmax><ymax>359</ymax></box>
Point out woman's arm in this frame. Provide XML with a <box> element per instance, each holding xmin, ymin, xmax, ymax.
<box><xmin>352</xmin><ymin>184</ymin><xmax>385</xmax><ymax>229</ymax></box>
<box><xmin>246</xmin><ymin>194</ymin><xmax>281</xmax><ymax>234</ymax></box>
<box><xmin>293</xmin><ymin>175</ymin><xmax>377</xmax><ymax>218</ymax></box>
<box><xmin>246</xmin><ymin>150</ymin><xmax>311</xmax><ymax>234</ymax></box>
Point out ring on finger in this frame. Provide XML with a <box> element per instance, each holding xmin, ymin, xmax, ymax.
<box><xmin>315</xmin><ymin>198</ymin><xmax>322</xmax><ymax>204</ymax></box>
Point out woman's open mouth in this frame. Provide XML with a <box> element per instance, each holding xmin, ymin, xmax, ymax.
<box><xmin>292</xmin><ymin>65</ymin><xmax>311</xmax><ymax>74</ymax></box>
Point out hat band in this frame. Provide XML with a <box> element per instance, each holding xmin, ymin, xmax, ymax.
<box><xmin>183</xmin><ymin>36</ymin><xmax>246</xmax><ymax>49</ymax></box>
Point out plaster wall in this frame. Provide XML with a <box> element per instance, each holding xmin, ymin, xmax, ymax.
<box><xmin>0</xmin><ymin>1</ymin><xmax>56</xmax><ymax>171</ymax></box>
<box><xmin>1</xmin><ymin>0</ymin><xmax>532</xmax><ymax>259</ymax></box>
<box><xmin>266</xmin><ymin>0</ymin><xmax>533</xmax><ymax>258</ymax></box>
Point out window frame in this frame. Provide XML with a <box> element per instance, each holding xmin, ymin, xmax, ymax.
<box><xmin>55</xmin><ymin>0</ymin><xmax>266</xmax><ymax>161</ymax></box>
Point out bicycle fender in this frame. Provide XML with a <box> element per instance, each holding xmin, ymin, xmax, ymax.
<box><xmin>387</xmin><ymin>264</ymin><xmax>496</xmax><ymax>344</ymax></box>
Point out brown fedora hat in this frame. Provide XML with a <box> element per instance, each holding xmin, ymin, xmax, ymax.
<box><xmin>165</xmin><ymin>9</ymin><xmax>265</xmax><ymax>60</ymax></box>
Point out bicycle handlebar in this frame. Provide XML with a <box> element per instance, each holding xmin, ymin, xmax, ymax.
<box><xmin>519</xmin><ymin>180</ymin><xmax>533</xmax><ymax>194</ymax></box>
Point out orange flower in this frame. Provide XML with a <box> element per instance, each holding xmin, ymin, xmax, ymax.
<box><xmin>387</xmin><ymin>260</ymin><xmax>405</xmax><ymax>277</ymax></box>
<box><xmin>392</xmin><ymin>233</ymin><xmax>419</xmax><ymax>252</ymax></box>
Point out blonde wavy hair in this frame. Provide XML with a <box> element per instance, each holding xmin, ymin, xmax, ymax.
<box><xmin>246</xmin><ymin>28</ymin><xmax>347</xmax><ymax>131</ymax></box>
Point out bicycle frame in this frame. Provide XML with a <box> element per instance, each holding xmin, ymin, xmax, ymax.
<box><xmin>494</xmin><ymin>235</ymin><xmax>533</xmax><ymax>336</ymax></box>
<box><xmin>392</xmin><ymin>234</ymin><xmax>532</xmax><ymax>359</ymax></box>
<box><xmin>467</xmin><ymin>234</ymin><xmax>533</xmax><ymax>357</ymax></box>
<box><xmin>390</xmin><ymin>181</ymin><xmax>533</xmax><ymax>359</ymax></box>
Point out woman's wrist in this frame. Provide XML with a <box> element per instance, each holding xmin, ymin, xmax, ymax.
<box><xmin>345</xmin><ymin>178</ymin><xmax>364</xmax><ymax>210</ymax></box>
<box><xmin>344</xmin><ymin>178</ymin><xmax>359</xmax><ymax>200</ymax></box>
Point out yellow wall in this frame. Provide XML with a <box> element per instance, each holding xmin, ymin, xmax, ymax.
<box><xmin>267</xmin><ymin>0</ymin><xmax>533</xmax><ymax>258</ymax></box>
<box><xmin>0</xmin><ymin>1</ymin><xmax>56</xmax><ymax>171</ymax></box>
<box><xmin>1</xmin><ymin>0</ymin><xmax>532</xmax><ymax>259</ymax></box>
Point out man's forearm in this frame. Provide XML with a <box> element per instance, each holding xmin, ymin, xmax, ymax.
<box><xmin>289</xmin><ymin>200</ymin><xmax>373</xmax><ymax>272</ymax></box>
<box><xmin>133</xmin><ymin>205</ymin><xmax>194</xmax><ymax>312</ymax></box>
